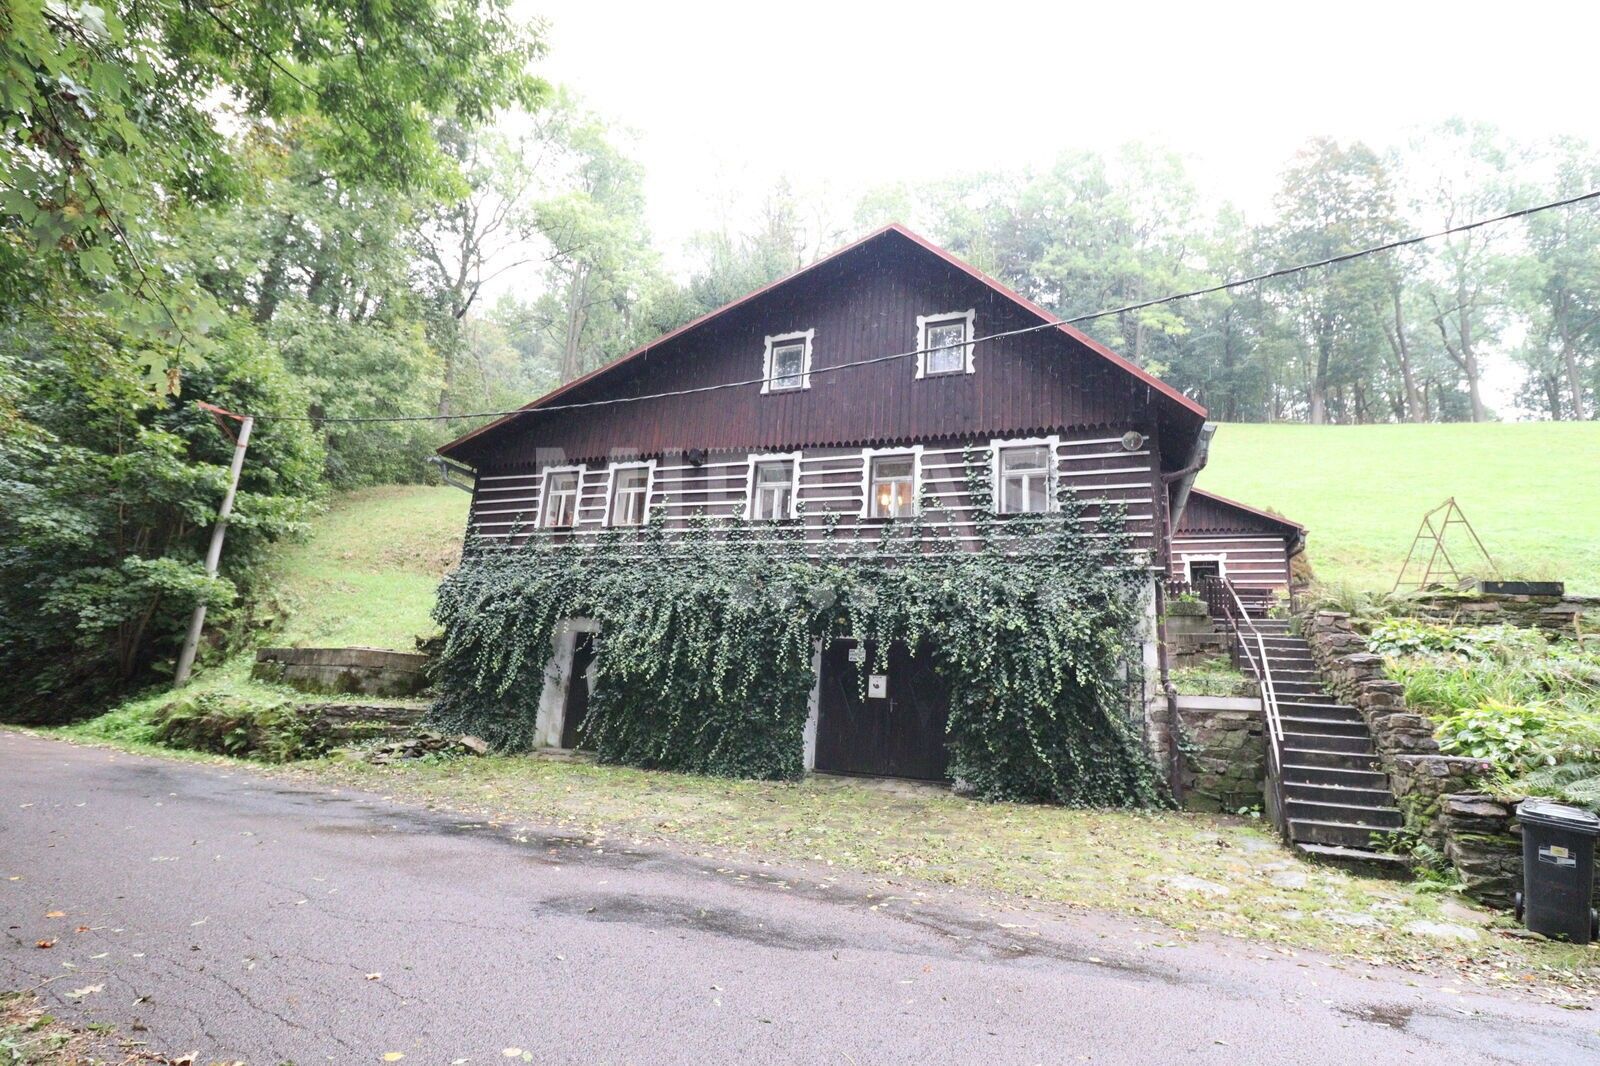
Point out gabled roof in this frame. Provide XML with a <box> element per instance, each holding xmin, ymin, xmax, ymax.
<box><xmin>438</xmin><ymin>223</ymin><xmax>1206</xmax><ymax>458</ymax></box>
<box><xmin>1182</xmin><ymin>488</ymin><xmax>1305</xmax><ymax>536</ymax></box>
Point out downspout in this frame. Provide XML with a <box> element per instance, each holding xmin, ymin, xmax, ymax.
<box><xmin>1162</xmin><ymin>421</ymin><xmax>1217</xmax><ymax>531</ymax></box>
<box><xmin>1155</xmin><ymin>421</ymin><xmax>1215</xmax><ymax>805</ymax></box>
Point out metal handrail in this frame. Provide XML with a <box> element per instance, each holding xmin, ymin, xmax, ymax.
<box><xmin>1200</xmin><ymin>576</ymin><xmax>1290</xmax><ymax>842</ymax></box>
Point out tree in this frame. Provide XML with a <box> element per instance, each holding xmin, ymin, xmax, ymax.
<box><xmin>1519</xmin><ymin>137</ymin><xmax>1600</xmax><ymax>420</ymax></box>
<box><xmin>2</xmin><ymin>0</ymin><xmax>544</xmax><ymax>389</ymax></box>
<box><xmin>1269</xmin><ymin>139</ymin><xmax>1403</xmax><ymax>423</ymax></box>
<box><xmin>1405</xmin><ymin>120</ymin><xmax>1528</xmax><ymax>423</ymax></box>
<box><xmin>530</xmin><ymin>104</ymin><xmax>668</xmax><ymax>382</ymax></box>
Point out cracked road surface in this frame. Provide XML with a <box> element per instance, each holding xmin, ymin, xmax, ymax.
<box><xmin>2</xmin><ymin>732</ymin><xmax>1596</xmax><ymax>1064</ymax></box>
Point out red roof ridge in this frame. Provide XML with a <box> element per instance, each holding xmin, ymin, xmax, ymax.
<box><xmin>439</xmin><ymin>223</ymin><xmax>1205</xmax><ymax>457</ymax></box>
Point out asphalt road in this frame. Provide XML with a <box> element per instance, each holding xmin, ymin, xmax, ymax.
<box><xmin>2</xmin><ymin>732</ymin><xmax>1596</xmax><ymax>1065</ymax></box>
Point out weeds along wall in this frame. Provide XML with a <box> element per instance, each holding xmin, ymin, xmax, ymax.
<box><xmin>430</xmin><ymin>451</ymin><xmax>1167</xmax><ymax>807</ymax></box>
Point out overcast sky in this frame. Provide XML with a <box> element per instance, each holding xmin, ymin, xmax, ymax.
<box><xmin>514</xmin><ymin>1</ymin><xmax>1600</xmax><ymax>413</ymax></box>
<box><xmin>527</xmin><ymin>0</ymin><xmax>1600</xmax><ymax>254</ymax></box>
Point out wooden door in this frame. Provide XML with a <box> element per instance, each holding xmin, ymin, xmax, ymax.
<box><xmin>560</xmin><ymin>631</ymin><xmax>596</xmax><ymax>749</ymax></box>
<box><xmin>814</xmin><ymin>640</ymin><xmax>950</xmax><ymax>781</ymax></box>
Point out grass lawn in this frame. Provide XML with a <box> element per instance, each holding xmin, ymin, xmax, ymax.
<box><xmin>298</xmin><ymin>752</ymin><xmax>1597</xmax><ymax>997</ymax></box>
<box><xmin>265</xmin><ymin>484</ymin><xmax>469</xmax><ymax>650</ymax></box>
<box><xmin>1201</xmin><ymin>422</ymin><xmax>1600</xmax><ymax>595</ymax></box>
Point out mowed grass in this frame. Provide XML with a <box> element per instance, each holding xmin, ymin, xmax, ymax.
<box><xmin>1201</xmin><ymin>422</ymin><xmax>1600</xmax><ymax>595</ymax></box>
<box><xmin>266</xmin><ymin>485</ymin><xmax>469</xmax><ymax>649</ymax></box>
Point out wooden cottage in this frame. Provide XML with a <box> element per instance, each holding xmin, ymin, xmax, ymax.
<box><xmin>1170</xmin><ymin>489</ymin><xmax>1306</xmax><ymax>593</ymax></box>
<box><xmin>437</xmin><ymin>224</ymin><xmax>1215</xmax><ymax>780</ymax></box>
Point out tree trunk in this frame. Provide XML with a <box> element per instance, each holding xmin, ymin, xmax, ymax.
<box><xmin>1385</xmin><ymin>286</ymin><xmax>1424</xmax><ymax>422</ymax></box>
<box><xmin>1560</xmin><ymin>333</ymin><xmax>1589</xmax><ymax>421</ymax></box>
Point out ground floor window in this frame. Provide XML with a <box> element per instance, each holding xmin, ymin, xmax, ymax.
<box><xmin>608</xmin><ymin>464</ymin><xmax>651</xmax><ymax>526</ymax></box>
<box><xmin>997</xmin><ymin>444</ymin><xmax>1051</xmax><ymax>514</ymax></box>
<box><xmin>868</xmin><ymin>453</ymin><xmax>917</xmax><ymax>519</ymax></box>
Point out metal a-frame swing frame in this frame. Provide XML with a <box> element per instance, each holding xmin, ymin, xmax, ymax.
<box><xmin>1391</xmin><ymin>497</ymin><xmax>1501</xmax><ymax>593</ymax></box>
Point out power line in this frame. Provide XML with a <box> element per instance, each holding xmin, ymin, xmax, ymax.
<box><xmin>258</xmin><ymin>186</ymin><xmax>1600</xmax><ymax>426</ymax></box>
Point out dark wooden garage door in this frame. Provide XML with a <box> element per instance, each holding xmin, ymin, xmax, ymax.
<box><xmin>814</xmin><ymin>640</ymin><xmax>950</xmax><ymax>781</ymax></box>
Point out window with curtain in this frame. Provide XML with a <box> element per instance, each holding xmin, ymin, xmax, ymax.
<box><xmin>869</xmin><ymin>455</ymin><xmax>916</xmax><ymax>519</ymax></box>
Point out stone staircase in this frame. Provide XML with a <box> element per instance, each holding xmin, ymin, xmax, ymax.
<box><xmin>1246</xmin><ymin>616</ymin><xmax>1408</xmax><ymax>871</ymax></box>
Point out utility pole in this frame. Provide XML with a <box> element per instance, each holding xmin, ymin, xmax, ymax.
<box><xmin>174</xmin><ymin>404</ymin><xmax>254</xmax><ymax>687</ymax></box>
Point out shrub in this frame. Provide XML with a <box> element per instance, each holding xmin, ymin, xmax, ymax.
<box><xmin>1434</xmin><ymin>701</ymin><xmax>1600</xmax><ymax>775</ymax></box>
<box><xmin>153</xmin><ymin>691</ymin><xmax>321</xmax><ymax>762</ymax></box>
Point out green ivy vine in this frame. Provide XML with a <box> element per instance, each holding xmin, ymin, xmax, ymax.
<box><xmin>429</xmin><ymin>448</ymin><xmax>1168</xmax><ymax>807</ymax></box>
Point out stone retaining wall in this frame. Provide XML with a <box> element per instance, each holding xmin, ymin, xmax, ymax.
<box><xmin>1407</xmin><ymin>592</ymin><xmax>1597</xmax><ymax>638</ymax></box>
<box><xmin>254</xmin><ymin>647</ymin><xmax>431</xmax><ymax>698</ymax></box>
<box><xmin>1440</xmin><ymin>793</ymin><xmax>1600</xmax><ymax>911</ymax></box>
<box><xmin>1174</xmin><ymin>695</ymin><xmax>1265</xmax><ymax>813</ymax></box>
<box><xmin>1301</xmin><ymin>611</ymin><xmax>1488</xmax><ymax>850</ymax></box>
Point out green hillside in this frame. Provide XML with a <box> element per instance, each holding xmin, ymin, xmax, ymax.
<box><xmin>1199</xmin><ymin>423</ymin><xmax>1600</xmax><ymax>595</ymax></box>
<box><xmin>266</xmin><ymin>485</ymin><xmax>470</xmax><ymax>650</ymax></box>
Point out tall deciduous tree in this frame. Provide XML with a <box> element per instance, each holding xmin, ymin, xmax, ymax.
<box><xmin>1519</xmin><ymin>137</ymin><xmax>1600</xmax><ymax>420</ymax></box>
<box><xmin>1405</xmin><ymin>120</ymin><xmax>1529</xmax><ymax>423</ymax></box>
<box><xmin>1270</xmin><ymin>139</ymin><xmax>1402</xmax><ymax>423</ymax></box>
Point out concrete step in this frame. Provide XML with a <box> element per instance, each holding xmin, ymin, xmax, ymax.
<box><xmin>1294</xmin><ymin>842</ymin><xmax>1412</xmax><ymax>876</ymax></box>
<box><xmin>1283</xmin><ymin>779</ymin><xmax>1396</xmax><ymax>804</ymax></box>
<box><xmin>1281</xmin><ymin>731</ymin><xmax>1375</xmax><ymax>755</ymax></box>
<box><xmin>1286</xmin><ymin>798</ymin><xmax>1402</xmax><ymax>828</ymax></box>
<box><xmin>1289</xmin><ymin>817</ymin><xmax>1406</xmax><ymax>849</ymax></box>
<box><xmin>1281</xmin><ymin>763</ymin><xmax>1391</xmax><ymax>789</ymax></box>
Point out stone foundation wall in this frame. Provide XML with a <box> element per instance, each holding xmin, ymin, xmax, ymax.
<box><xmin>1407</xmin><ymin>592</ymin><xmax>1597</xmax><ymax>638</ymax></box>
<box><xmin>1440</xmin><ymin>793</ymin><xmax>1600</xmax><ymax>911</ymax></box>
<box><xmin>254</xmin><ymin>647</ymin><xmax>431</xmax><ymax>698</ymax></box>
<box><xmin>1165</xmin><ymin>602</ymin><xmax>1228</xmax><ymax>667</ymax></box>
<box><xmin>1301</xmin><ymin>611</ymin><xmax>1489</xmax><ymax>850</ymax></box>
<box><xmin>1174</xmin><ymin>695</ymin><xmax>1265</xmax><ymax>813</ymax></box>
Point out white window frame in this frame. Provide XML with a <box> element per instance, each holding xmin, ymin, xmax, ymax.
<box><xmin>915</xmin><ymin>309</ymin><xmax>977</xmax><ymax>378</ymax></box>
<box><xmin>989</xmin><ymin>435</ymin><xmax>1059</xmax><ymax>515</ymax></box>
<box><xmin>604</xmin><ymin>460</ymin><xmax>655</xmax><ymax>527</ymax></box>
<box><xmin>1183</xmin><ymin>555</ymin><xmax>1228</xmax><ymax>582</ymax></box>
<box><xmin>745</xmin><ymin>451</ymin><xmax>802</xmax><ymax>521</ymax></box>
<box><xmin>538</xmin><ymin>465</ymin><xmax>584</xmax><ymax>529</ymax></box>
<box><xmin>761</xmin><ymin>329</ymin><xmax>815</xmax><ymax>393</ymax></box>
<box><xmin>860</xmin><ymin>445</ymin><xmax>923</xmax><ymax>519</ymax></box>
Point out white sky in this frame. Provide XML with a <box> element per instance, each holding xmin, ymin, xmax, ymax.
<box><xmin>512</xmin><ymin>0</ymin><xmax>1600</xmax><ymax>412</ymax></box>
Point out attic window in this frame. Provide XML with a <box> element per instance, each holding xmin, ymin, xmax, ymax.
<box><xmin>916</xmin><ymin>310</ymin><xmax>975</xmax><ymax>378</ymax></box>
<box><xmin>762</xmin><ymin>329</ymin><xmax>814</xmax><ymax>393</ymax></box>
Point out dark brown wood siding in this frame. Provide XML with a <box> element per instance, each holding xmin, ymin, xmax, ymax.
<box><xmin>468</xmin><ymin>430</ymin><xmax>1164</xmax><ymax>561</ymax></box>
<box><xmin>1170</xmin><ymin>491</ymin><xmax>1301</xmax><ymax>590</ymax></box>
<box><xmin>449</xmin><ymin>232</ymin><xmax>1203</xmax><ymax>473</ymax></box>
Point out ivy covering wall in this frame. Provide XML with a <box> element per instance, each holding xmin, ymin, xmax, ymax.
<box><xmin>430</xmin><ymin>451</ymin><xmax>1167</xmax><ymax>807</ymax></box>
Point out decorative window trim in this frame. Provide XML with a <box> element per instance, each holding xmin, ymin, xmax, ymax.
<box><xmin>989</xmin><ymin>435</ymin><xmax>1059</xmax><ymax>515</ymax></box>
<box><xmin>1183</xmin><ymin>554</ymin><xmax>1228</xmax><ymax>581</ymax></box>
<box><xmin>915</xmin><ymin>309</ymin><xmax>977</xmax><ymax>378</ymax></box>
<box><xmin>603</xmin><ymin>460</ymin><xmax>655</xmax><ymax>527</ymax></box>
<box><xmin>538</xmin><ymin>465</ymin><xmax>584</xmax><ymax>528</ymax></box>
<box><xmin>745</xmin><ymin>451</ymin><xmax>802</xmax><ymax>520</ymax></box>
<box><xmin>859</xmin><ymin>445</ymin><xmax>924</xmax><ymax>519</ymax></box>
<box><xmin>761</xmin><ymin>329</ymin><xmax>815</xmax><ymax>394</ymax></box>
